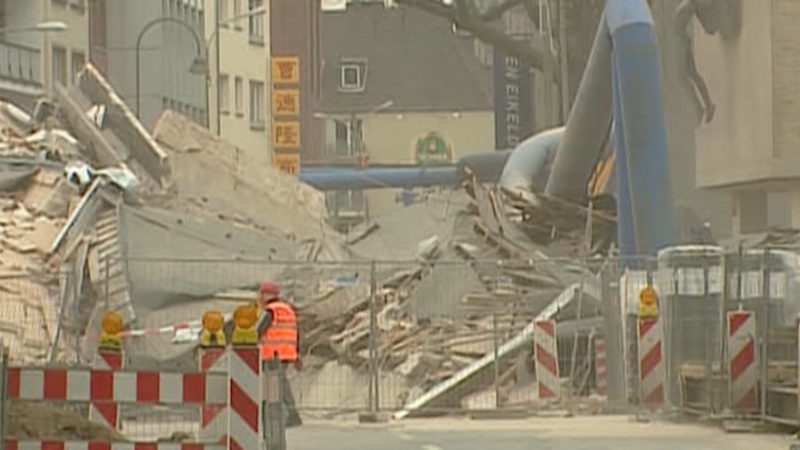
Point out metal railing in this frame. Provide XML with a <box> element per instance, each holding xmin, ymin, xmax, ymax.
<box><xmin>0</xmin><ymin>40</ymin><xmax>41</xmax><ymax>85</ymax></box>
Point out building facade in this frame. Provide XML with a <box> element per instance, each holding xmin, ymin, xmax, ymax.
<box><xmin>0</xmin><ymin>0</ymin><xmax>89</xmax><ymax>107</ymax></box>
<box><xmin>205</xmin><ymin>0</ymin><xmax>271</xmax><ymax>166</ymax></box>
<box><xmin>693</xmin><ymin>0</ymin><xmax>800</xmax><ymax>237</ymax></box>
<box><xmin>270</xmin><ymin>0</ymin><xmax>322</xmax><ymax>163</ymax></box>
<box><xmin>319</xmin><ymin>3</ymin><xmax>494</xmax><ymax>226</ymax></box>
<box><xmin>89</xmin><ymin>0</ymin><xmax>207</xmax><ymax>129</ymax></box>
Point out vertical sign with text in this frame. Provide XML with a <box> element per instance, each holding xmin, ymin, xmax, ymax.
<box><xmin>493</xmin><ymin>34</ymin><xmax>534</xmax><ymax>150</ymax></box>
<box><xmin>271</xmin><ymin>57</ymin><xmax>301</xmax><ymax>174</ymax></box>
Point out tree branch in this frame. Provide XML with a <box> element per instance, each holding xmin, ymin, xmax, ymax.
<box><xmin>396</xmin><ymin>0</ymin><xmax>556</xmax><ymax>78</ymax></box>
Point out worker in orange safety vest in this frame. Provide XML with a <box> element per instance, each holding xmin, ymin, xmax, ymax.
<box><xmin>256</xmin><ymin>281</ymin><xmax>302</xmax><ymax>428</ymax></box>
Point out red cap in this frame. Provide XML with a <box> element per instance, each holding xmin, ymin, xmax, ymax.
<box><xmin>259</xmin><ymin>281</ymin><xmax>280</xmax><ymax>297</ymax></box>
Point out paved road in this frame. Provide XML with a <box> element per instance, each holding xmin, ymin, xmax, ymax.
<box><xmin>287</xmin><ymin>416</ymin><xmax>792</xmax><ymax>450</ymax></box>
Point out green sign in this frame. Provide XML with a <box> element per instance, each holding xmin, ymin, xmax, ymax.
<box><xmin>414</xmin><ymin>132</ymin><xmax>453</xmax><ymax>165</ymax></box>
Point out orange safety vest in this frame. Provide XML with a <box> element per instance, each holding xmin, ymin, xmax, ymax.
<box><xmin>260</xmin><ymin>301</ymin><xmax>298</xmax><ymax>362</ymax></box>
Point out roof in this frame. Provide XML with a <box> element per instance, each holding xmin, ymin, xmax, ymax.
<box><xmin>320</xmin><ymin>3</ymin><xmax>493</xmax><ymax>114</ymax></box>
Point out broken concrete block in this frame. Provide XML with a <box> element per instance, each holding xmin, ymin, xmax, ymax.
<box><xmin>12</xmin><ymin>205</ymin><xmax>32</xmax><ymax>222</ymax></box>
<box><xmin>3</xmin><ymin>238</ymin><xmax>37</xmax><ymax>253</ymax></box>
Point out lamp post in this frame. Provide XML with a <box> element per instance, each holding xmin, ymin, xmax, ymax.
<box><xmin>135</xmin><ymin>17</ymin><xmax>205</xmax><ymax>119</ymax></box>
<box><xmin>206</xmin><ymin>5</ymin><xmax>267</xmax><ymax>135</ymax></box>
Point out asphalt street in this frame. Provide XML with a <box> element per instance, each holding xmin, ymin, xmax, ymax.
<box><xmin>287</xmin><ymin>415</ymin><xmax>792</xmax><ymax>450</ymax></box>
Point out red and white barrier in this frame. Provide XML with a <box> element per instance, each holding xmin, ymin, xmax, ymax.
<box><xmin>637</xmin><ymin>317</ymin><xmax>664</xmax><ymax>408</ymax></box>
<box><xmin>227</xmin><ymin>347</ymin><xmax>263</xmax><ymax>450</ymax></box>
<box><xmin>200</xmin><ymin>347</ymin><xmax>229</xmax><ymax>443</ymax></box>
<box><xmin>728</xmin><ymin>310</ymin><xmax>758</xmax><ymax>412</ymax></box>
<box><xmin>4</xmin><ymin>442</ymin><xmax>224</xmax><ymax>450</ymax></box>
<box><xmin>5</xmin><ymin>368</ymin><xmax>227</xmax><ymax>405</ymax></box>
<box><xmin>89</xmin><ymin>349</ymin><xmax>124</xmax><ymax>430</ymax></box>
<box><xmin>534</xmin><ymin>320</ymin><xmax>560</xmax><ymax>400</ymax></box>
<box><xmin>594</xmin><ymin>337</ymin><xmax>607</xmax><ymax>397</ymax></box>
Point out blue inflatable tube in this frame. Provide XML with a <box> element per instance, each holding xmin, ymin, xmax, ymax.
<box><xmin>607</xmin><ymin>0</ymin><xmax>676</xmax><ymax>256</ymax></box>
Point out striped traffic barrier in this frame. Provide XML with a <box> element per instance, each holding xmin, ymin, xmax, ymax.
<box><xmin>89</xmin><ymin>349</ymin><xmax>124</xmax><ymax>430</ymax></box>
<box><xmin>5</xmin><ymin>367</ymin><xmax>228</xmax><ymax>405</ymax></box>
<box><xmin>199</xmin><ymin>346</ymin><xmax>229</xmax><ymax>443</ymax></box>
<box><xmin>637</xmin><ymin>317</ymin><xmax>665</xmax><ymax>408</ymax></box>
<box><xmin>4</xmin><ymin>442</ymin><xmax>224</xmax><ymax>450</ymax></box>
<box><xmin>534</xmin><ymin>320</ymin><xmax>560</xmax><ymax>400</ymax></box>
<box><xmin>594</xmin><ymin>336</ymin><xmax>607</xmax><ymax>397</ymax></box>
<box><xmin>728</xmin><ymin>310</ymin><xmax>757</xmax><ymax>413</ymax></box>
<box><xmin>227</xmin><ymin>346</ymin><xmax>263</xmax><ymax>450</ymax></box>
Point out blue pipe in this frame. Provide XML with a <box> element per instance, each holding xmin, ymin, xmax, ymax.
<box><xmin>299</xmin><ymin>150</ymin><xmax>513</xmax><ymax>191</ymax></box>
<box><xmin>607</xmin><ymin>0</ymin><xmax>676</xmax><ymax>256</ymax></box>
<box><xmin>299</xmin><ymin>166</ymin><xmax>457</xmax><ymax>190</ymax></box>
<box><xmin>611</xmin><ymin>70</ymin><xmax>636</xmax><ymax>262</ymax></box>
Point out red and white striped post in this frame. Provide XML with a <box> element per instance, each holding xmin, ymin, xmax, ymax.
<box><xmin>3</xmin><ymin>442</ymin><xmax>225</xmax><ymax>449</ymax></box>
<box><xmin>728</xmin><ymin>310</ymin><xmax>758</xmax><ymax>413</ymax></box>
<box><xmin>534</xmin><ymin>320</ymin><xmax>560</xmax><ymax>400</ymax></box>
<box><xmin>199</xmin><ymin>346</ymin><xmax>229</xmax><ymax>443</ymax></box>
<box><xmin>227</xmin><ymin>346</ymin><xmax>263</xmax><ymax>450</ymax></box>
<box><xmin>594</xmin><ymin>336</ymin><xmax>607</xmax><ymax>397</ymax></box>
<box><xmin>5</xmin><ymin>368</ymin><xmax>227</xmax><ymax>405</ymax></box>
<box><xmin>89</xmin><ymin>348</ymin><xmax>124</xmax><ymax>430</ymax></box>
<box><xmin>637</xmin><ymin>317</ymin><xmax>665</xmax><ymax>408</ymax></box>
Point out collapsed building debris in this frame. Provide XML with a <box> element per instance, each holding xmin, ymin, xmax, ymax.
<box><xmin>0</xmin><ymin>60</ymin><xmax>616</xmax><ymax>437</ymax></box>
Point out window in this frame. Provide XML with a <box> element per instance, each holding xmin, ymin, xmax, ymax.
<box><xmin>332</xmin><ymin>119</ymin><xmax>363</xmax><ymax>156</ymax></box>
<box><xmin>71</xmin><ymin>51</ymin><xmax>85</xmax><ymax>84</ymax></box>
<box><xmin>233</xmin><ymin>0</ymin><xmax>242</xmax><ymax>28</ymax></box>
<box><xmin>52</xmin><ymin>46</ymin><xmax>67</xmax><ymax>87</ymax></box>
<box><xmin>219</xmin><ymin>0</ymin><xmax>229</xmax><ymax>22</ymax></box>
<box><xmin>234</xmin><ymin>76</ymin><xmax>243</xmax><ymax>115</ymax></box>
<box><xmin>339</xmin><ymin>59</ymin><xmax>367</xmax><ymax>92</ymax></box>
<box><xmin>248</xmin><ymin>0</ymin><xmax>264</xmax><ymax>43</ymax></box>
<box><xmin>219</xmin><ymin>74</ymin><xmax>230</xmax><ymax>113</ymax></box>
<box><xmin>249</xmin><ymin>80</ymin><xmax>265</xmax><ymax>127</ymax></box>
<box><xmin>327</xmin><ymin>190</ymin><xmax>367</xmax><ymax>218</ymax></box>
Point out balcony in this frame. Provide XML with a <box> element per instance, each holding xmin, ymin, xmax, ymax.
<box><xmin>0</xmin><ymin>40</ymin><xmax>41</xmax><ymax>86</ymax></box>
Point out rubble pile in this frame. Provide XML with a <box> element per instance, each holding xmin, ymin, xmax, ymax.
<box><xmin>0</xmin><ymin>104</ymin><xmax>85</xmax><ymax>365</ymax></box>
<box><xmin>7</xmin><ymin>402</ymin><xmax>125</xmax><ymax>441</ymax></box>
<box><xmin>0</xmin><ymin>59</ymin><xmax>611</xmax><ymax>440</ymax></box>
<box><xmin>293</xmin><ymin>250</ymin><xmax>588</xmax><ymax>410</ymax></box>
<box><xmin>150</xmin><ymin>110</ymin><xmax>339</xmax><ymax>252</ymax></box>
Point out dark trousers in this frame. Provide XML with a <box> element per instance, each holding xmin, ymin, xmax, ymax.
<box><xmin>263</xmin><ymin>360</ymin><xmax>302</xmax><ymax>436</ymax></box>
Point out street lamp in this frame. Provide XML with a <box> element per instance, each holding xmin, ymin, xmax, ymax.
<box><xmin>206</xmin><ymin>6</ymin><xmax>268</xmax><ymax>134</ymax></box>
<box><xmin>0</xmin><ymin>21</ymin><xmax>68</xmax><ymax>34</ymax></box>
<box><xmin>135</xmin><ymin>17</ymin><xmax>206</xmax><ymax>119</ymax></box>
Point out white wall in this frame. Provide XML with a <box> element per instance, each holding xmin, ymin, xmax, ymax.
<box><xmin>205</xmin><ymin>0</ymin><xmax>271</xmax><ymax>167</ymax></box>
<box><xmin>44</xmin><ymin>0</ymin><xmax>90</xmax><ymax>88</ymax></box>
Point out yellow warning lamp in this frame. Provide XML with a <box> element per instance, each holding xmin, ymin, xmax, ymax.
<box><xmin>231</xmin><ymin>304</ymin><xmax>259</xmax><ymax>346</ymax></box>
<box><xmin>638</xmin><ymin>285</ymin><xmax>659</xmax><ymax>319</ymax></box>
<box><xmin>200</xmin><ymin>310</ymin><xmax>227</xmax><ymax>348</ymax></box>
<box><xmin>98</xmin><ymin>311</ymin><xmax>123</xmax><ymax>352</ymax></box>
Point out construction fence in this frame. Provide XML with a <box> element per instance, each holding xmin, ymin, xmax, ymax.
<box><xmin>608</xmin><ymin>246</ymin><xmax>800</xmax><ymax>426</ymax></box>
<box><xmin>8</xmin><ymin>247</ymin><xmax>800</xmax><ymax>425</ymax></box>
<box><xmin>52</xmin><ymin>256</ymin><xmax>609</xmax><ymax>417</ymax></box>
